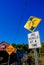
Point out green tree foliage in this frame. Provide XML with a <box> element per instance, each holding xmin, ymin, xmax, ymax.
<box><xmin>40</xmin><ymin>43</ymin><xmax>44</xmax><ymax>53</ymax></box>
<box><xmin>11</xmin><ymin>43</ymin><xmax>44</xmax><ymax>53</ymax></box>
<box><xmin>12</xmin><ymin>43</ymin><xmax>17</xmax><ymax>48</ymax></box>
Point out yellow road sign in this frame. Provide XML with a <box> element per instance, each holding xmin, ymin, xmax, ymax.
<box><xmin>5</xmin><ymin>45</ymin><xmax>15</xmax><ymax>55</ymax></box>
<box><xmin>24</xmin><ymin>16</ymin><xmax>41</xmax><ymax>32</ymax></box>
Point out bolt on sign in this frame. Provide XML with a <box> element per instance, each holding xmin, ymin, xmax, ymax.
<box><xmin>24</xmin><ymin>16</ymin><xmax>41</xmax><ymax>32</ymax></box>
<box><xmin>28</xmin><ymin>31</ymin><xmax>41</xmax><ymax>49</ymax></box>
<box><xmin>5</xmin><ymin>45</ymin><xmax>15</xmax><ymax>55</ymax></box>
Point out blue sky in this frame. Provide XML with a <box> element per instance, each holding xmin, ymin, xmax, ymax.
<box><xmin>0</xmin><ymin>0</ymin><xmax>44</xmax><ymax>44</ymax></box>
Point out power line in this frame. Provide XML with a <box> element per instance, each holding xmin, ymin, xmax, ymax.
<box><xmin>14</xmin><ymin>0</ymin><xmax>28</xmax><ymax>43</ymax></box>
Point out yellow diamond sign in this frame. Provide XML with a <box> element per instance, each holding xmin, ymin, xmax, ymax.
<box><xmin>5</xmin><ymin>45</ymin><xmax>15</xmax><ymax>55</ymax></box>
<box><xmin>24</xmin><ymin>16</ymin><xmax>41</xmax><ymax>32</ymax></box>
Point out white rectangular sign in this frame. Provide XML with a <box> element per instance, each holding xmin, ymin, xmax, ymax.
<box><xmin>28</xmin><ymin>31</ymin><xmax>41</xmax><ymax>49</ymax></box>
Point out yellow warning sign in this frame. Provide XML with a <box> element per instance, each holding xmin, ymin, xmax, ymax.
<box><xmin>24</xmin><ymin>16</ymin><xmax>41</xmax><ymax>32</ymax></box>
<box><xmin>5</xmin><ymin>45</ymin><xmax>15</xmax><ymax>55</ymax></box>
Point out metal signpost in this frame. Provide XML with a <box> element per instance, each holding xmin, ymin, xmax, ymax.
<box><xmin>28</xmin><ymin>31</ymin><xmax>41</xmax><ymax>65</ymax></box>
<box><xmin>24</xmin><ymin>16</ymin><xmax>42</xmax><ymax>65</ymax></box>
<box><xmin>34</xmin><ymin>48</ymin><xmax>38</xmax><ymax>65</ymax></box>
<box><xmin>5</xmin><ymin>45</ymin><xmax>15</xmax><ymax>65</ymax></box>
<box><xmin>8</xmin><ymin>55</ymin><xmax>10</xmax><ymax>65</ymax></box>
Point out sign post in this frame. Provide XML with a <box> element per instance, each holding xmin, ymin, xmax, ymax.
<box><xmin>8</xmin><ymin>55</ymin><xmax>10</xmax><ymax>65</ymax></box>
<box><xmin>24</xmin><ymin>16</ymin><xmax>42</xmax><ymax>65</ymax></box>
<box><xmin>5</xmin><ymin>45</ymin><xmax>15</xmax><ymax>65</ymax></box>
<box><xmin>34</xmin><ymin>48</ymin><xmax>38</xmax><ymax>65</ymax></box>
<box><xmin>28</xmin><ymin>31</ymin><xmax>41</xmax><ymax>65</ymax></box>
